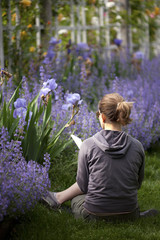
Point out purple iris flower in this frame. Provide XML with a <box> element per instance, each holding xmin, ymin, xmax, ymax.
<box><xmin>13</xmin><ymin>107</ymin><xmax>27</xmax><ymax>119</ymax></box>
<box><xmin>66</xmin><ymin>93</ymin><xmax>82</xmax><ymax>106</ymax></box>
<box><xmin>134</xmin><ymin>51</ymin><xmax>144</xmax><ymax>60</ymax></box>
<box><xmin>39</xmin><ymin>87</ymin><xmax>51</xmax><ymax>97</ymax></box>
<box><xmin>13</xmin><ymin>98</ymin><xmax>32</xmax><ymax>122</ymax></box>
<box><xmin>49</xmin><ymin>37</ymin><xmax>61</xmax><ymax>45</ymax></box>
<box><xmin>77</xmin><ymin>43</ymin><xmax>89</xmax><ymax>51</ymax></box>
<box><xmin>48</xmin><ymin>79</ymin><xmax>58</xmax><ymax>91</ymax></box>
<box><xmin>46</xmin><ymin>50</ymin><xmax>55</xmax><ymax>61</ymax></box>
<box><xmin>76</xmin><ymin>43</ymin><xmax>91</xmax><ymax>60</ymax></box>
<box><xmin>114</xmin><ymin>38</ymin><xmax>122</xmax><ymax>46</ymax></box>
<box><xmin>67</xmin><ymin>49</ymin><xmax>71</xmax><ymax>54</ymax></box>
<box><xmin>62</xmin><ymin>93</ymin><xmax>82</xmax><ymax>110</ymax></box>
<box><xmin>14</xmin><ymin>98</ymin><xmax>26</xmax><ymax>109</ymax></box>
<box><xmin>62</xmin><ymin>103</ymin><xmax>72</xmax><ymax>110</ymax></box>
<box><xmin>43</xmin><ymin>78</ymin><xmax>58</xmax><ymax>91</ymax></box>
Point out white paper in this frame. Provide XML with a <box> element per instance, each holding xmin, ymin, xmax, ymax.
<box><xmin>71</xmin><ymin>134</ymin><xmax>82</xmax><ymax>149</ymax></box>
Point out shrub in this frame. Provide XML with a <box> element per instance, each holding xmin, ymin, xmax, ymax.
<box><xmin>0</xmin><ymin>127</ymin><xmax>51</xmax><ymax>222</ymax></box>
<box><xmin>108</xmin><ymin>75</ymin><xmax>160</xmax><ymax>149</ymax></box>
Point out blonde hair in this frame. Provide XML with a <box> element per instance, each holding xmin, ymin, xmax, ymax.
<box><xmin>98</xmin><ymin>93</ymin><xmax>133</xmax><ymax>126</ymax></box>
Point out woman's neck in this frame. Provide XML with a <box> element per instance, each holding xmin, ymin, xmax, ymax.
<box><xmin>103</xmin><ymin>122</ymin><xmax>122</xmax><ymax>132</ymax></box>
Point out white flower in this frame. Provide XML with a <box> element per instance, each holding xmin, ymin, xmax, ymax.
<box><xmin>91</xmin><ymin>16</ymin><xmax>99</xmax><ymax>26</ymax></box>
<box><xmin>116</xmin><ymin>15</ymin><xmax>122</xmax><ymax>20</ymax></box>
<box><xmin>58</xmin><ymin>29</ymin><xmax>68</xmax><ymax>35</ymax></box>
<box><xmin>105</xmin><ymin>1</ymin><xmax>115</xmax><ymax>8</ymax></box>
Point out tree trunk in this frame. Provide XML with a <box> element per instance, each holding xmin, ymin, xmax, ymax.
<box><xmin>0</xmin><ymin>0</ymin><xmax>4</xmax><ymax>68</ymax></box>
<box><xmin>40</xmin><ymin>0</ymin><xmax>53</xmax><ymax>49</ymax></box>
<box><xmin>120</xmin><ymin>0</ymin><xmax>132</xmax><ymax>53</ymax></box>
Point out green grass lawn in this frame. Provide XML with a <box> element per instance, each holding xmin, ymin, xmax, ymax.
<box><xmin>10</xmin><ymin>148</ymin><xmax>160</xmax><ymax>240</ymax></box>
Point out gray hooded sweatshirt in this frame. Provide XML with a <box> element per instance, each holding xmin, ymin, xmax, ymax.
<box><xmin>76</xmin><ymin>130</ymin><xmax>145</xmax><ymax>214</ymax></box>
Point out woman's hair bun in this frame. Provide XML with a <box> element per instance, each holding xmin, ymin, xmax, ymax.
<box><xmin>98</xmin><ymin>93</ymin><xmax>134</xmax><ymax>126</ymax></box>
<box><xmin>116</xmin><ymin>101</ymin><xmax>133</xmax><ymax>126</ymax></box>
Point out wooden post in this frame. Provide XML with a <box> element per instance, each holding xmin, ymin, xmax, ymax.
<box><xmin>126</xmin><ymin>0</ymin><xmax>132</xmax><ymax>53</ymax></box>
<box><xmin>95</xmin><ymin>6</ymin><xmax>100</xmax><ymax>44</ymax></box>
<box><xmin>116</xmin><ymin>0</ymin><xmax>122</xmax><ymax>40</ymax></box>
<box><xmin>35</xmin><ymin>2</ymin><xmax>41</xmax><ymax>50</ymax></box>
<box><xmin>99</xmin><ymin>0</ymin><xmax>104</xmax><ymax>46</ymax></box>
<box><xmin>81</xmin><ymin>0</ymin><xmax>87</xmax><ymax>43</ymax></box>
<box><xmin>7</xmin><ymin>0</ymin><xmax>12</xmax><ymax>72</ymax></box>
<box><xmin>40</xmin><ymin>0</ymin><xmax>53</xmax><ymax>49</ymax></box>
<box><xmin>142</xmin><ymin>14</ymin><xmax>150</xmax><ymax>58</ymax></box>
<box><xmin>153</xmin><ymin>15</ymin><xmax>160</xmax><ymax>56</ymax></box>
<box><xmin>104</xmin><ymin>0</ymin><xmax>110</xmax><ymax>51</ymax></box>
<box><xmin>0</xmin><ymin>0</ymin><xmax>4</xmax><ymax>68</ymax></box>
<box><xmin>54</xmin><ymin>9</ymin><xmax>58</xmax><ymax>39</ymax></box>
<box><xmin>76</xmin><ymin>4</ymin><xmax>81</xmax><ymax>43</ymax></box>
<box><xmin>140</xmin><ymin>0</ymin><xmax>149</xmax><ymax>58</ymax></box>
<box><xmin>119</xmin><ymin>0</ymin><xmax>128</xmax><ymax>51</ymax></box>
<box><xmin>15</xmin><ymin>1</ymin><xmax>20</xmax><ymax>51</ymax></box>
<box><xmin>70</xmin><ymin>0</ymin><xmax>75</xmax><ymax>43</ymax></box>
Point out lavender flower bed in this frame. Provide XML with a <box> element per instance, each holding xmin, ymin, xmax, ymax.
<box><xmin>1</xmin><ymin>42</ymin><xmax>160</xmax><ymax>221</ymax></box>
<box><xmin>108</xmin><ymin>76</ymin><xmax>160</xmax><ymax>149</ymax></box>
<box><xmin>0</xmin><ymin>127</ymin><xmax>51</xmax><ymax>222</ymax></box>
<box><xmin>3</xmin><ymin>42</ymin><xmax>160</xmax><ymax>150</ymax></box>
<box><xmin>35</xmin><ymin>41</ymin><xmax>160</xmax><ymax>150</ymax></box>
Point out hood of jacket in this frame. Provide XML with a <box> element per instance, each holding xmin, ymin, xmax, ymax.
<box><xmin>93</xmin><ymin>130</ymin><xmax>131</xmax><ymax>158</ymax></box>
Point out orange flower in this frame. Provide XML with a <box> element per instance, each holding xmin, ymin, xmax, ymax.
<box><xmin>43</xmin><ymin>52</ymin><xmax>47</xmax><ymax>57</ymax></box>
<box><xmin>47</xmin><ymin>21</ymin><xmax>51</xmax><ymax>25</ymax></box>
<box><xmin>154</xmin><ymin>7</ymin><xmax>160</xmax><ymax>16</ymax></box>
<box><xmin>29</xmin><ymin>46</ymin><xmax>36</xmax><ymax>52</ymax></box>
<box><xmin>58</xmin><ymin>13</ymin><xmax>63</xmax><ymax>22</ymax></box>
<box><xmin>20</xmin><ymin>31</ymin><xmax>27</xmax><ymax>38</ymax></box>
<box><xmin>89</xmin><ymin>0</ymin><xmax>96</xmax><ymax>3</ymax></box>
<box><xmin>20</xmin><ymin>0</ymin><xmax>31</xmax><ymax>7</ymax></box>
<box><xmin>11</xmin><ymin>13</ymin><xmax>16</xmax><ymax>22</ymax></box>
<box><xmin>12</xmin><ymin>36</ymin><xmax>16</xmax><ymax>42</ymax></box>
<box><xmin>145</xmin><ymin>9</ymin><xmax>150</xmax><ymax>16</ymax></box>
<box><xmin>27</xmin><ymin>24</ymin><xmax>32</xmax><ymax>28</ymax></box>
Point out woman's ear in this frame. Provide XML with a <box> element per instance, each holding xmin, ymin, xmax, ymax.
<box><xmin>101</xmin><ymin>113</ymin><xmax>106</xmax><ymax>123</ymax></box>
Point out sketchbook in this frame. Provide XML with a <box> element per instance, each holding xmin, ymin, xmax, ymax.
<box><xmin>71</xmin><ymin>134</ymin><xmax>82</xmax><ymax>149</ymax></box>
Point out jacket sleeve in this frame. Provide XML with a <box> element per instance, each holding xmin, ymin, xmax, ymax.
<box><xmin>138</xmin><ymin>145</ymin><xmax>145</xmax><ymax>189</ymax></box>
<box><xmin>76</xmin><ymin>141</ymin><xmax>89</xmax><ymax>193</ymax></box>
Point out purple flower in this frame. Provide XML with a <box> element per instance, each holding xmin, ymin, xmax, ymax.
<box><xmin>62</xmin><ymin>103</ymin><xmax>72</xmax><ymax>110</ymax></box>
<box><xmin>13</xmin><ymin>107</ymin><xmax>27</xmax><ymax>119</ymax></box>
<box><xmin>49</xmin><ymin>37</ymin><xmax>61</xmax><ymax>45</ymax></box>
<box><xmin>0</xmin><ymin>127</ymin><xmax>51</xmax><ymax>220</ymax></box>
<box><xmin>134</xmin><ymin>51</ymin><xmax>144</xmax><ymax>60</ymax></box>
<box><xmin>77</xmin><ymin>43</ymin><xmax>89</xmax><ymax>51</ymax></box>
<box><xmin>39</xmin><ymin>87</ymin><xmax>51</xmax><ymax>97</ymax></box>
<box><xmin>14</xmin><ymin>98</ymin><xmax>26</xmax><ymax>109</ymax></box>
<box><xmin>46</xmin><ymin>50</ymin><xmax>55</xmax><ymax>60</ymax></box>
<box><xmin>66</xmin><ymin>93</ymin><xmax>82</xmax><ymax>106</ymax></box>
<box><xmin>114</xmin><ymin>38</ymin><xmax>122</xmax><ymax>46</ymax></box>
<box><xmin>13</xmin><ymin>98</ymin><xmax>32</xmax><ymax>123</ymax></box>
<box><xmin>61</xmin><ymin>93</ymin><xmax>83</xmax><ymax>110</ymax></box>
<box><xmin>43</xmin><ymin>78</ymin><xmax>58</xmax><ymax>91</ymax></box>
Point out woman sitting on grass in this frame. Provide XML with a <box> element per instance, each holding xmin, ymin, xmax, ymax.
<box><xmin>43</xmin><ymin>93</ymin><xmax>159</xmax><ymax>222</ymax></box>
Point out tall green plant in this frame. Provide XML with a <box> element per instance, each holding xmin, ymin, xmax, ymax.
<box><xmin>0</xmin><ymin>85</ymin><xmax>20</xmax><ymax>138</ymax></box>
<box><xmin>0</xmin><ymin>85</ymin><xmax>80</xmax><ymax>164</ymax></box>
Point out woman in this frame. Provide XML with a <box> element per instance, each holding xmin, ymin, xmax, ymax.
<box><xmin>43</xmin><ymin>93</ymin><xmax>157</xmax><ymax>221</ymax></box>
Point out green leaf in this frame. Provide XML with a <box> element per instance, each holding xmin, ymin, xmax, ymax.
<box><xmin>0</xmin><ymin>90</ymin><xmax>2</xmax><ymax>104</ymax></box>
<box><xmin>41</xmin><ymin>96</ymin><xmax>52</xmax><ymax>132</ymax></box>
<box><xmin>49</xmin><ymin>139</ymin><xmax>73</xmax><ymax>159</ymax></box>
<box><xmin>47</xmin><ymin>124</ymin><xmax>67</xmax><ymax>150</ymax></box>
<box><xmin>7</xmin><ymin>85</ymin><xmax>20</xmax><ymax>109</ymax></box>
<box><xmin>2</xmin><ymin>100</ymin><xmax>7</xmax><ymax>127</ymax></box>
